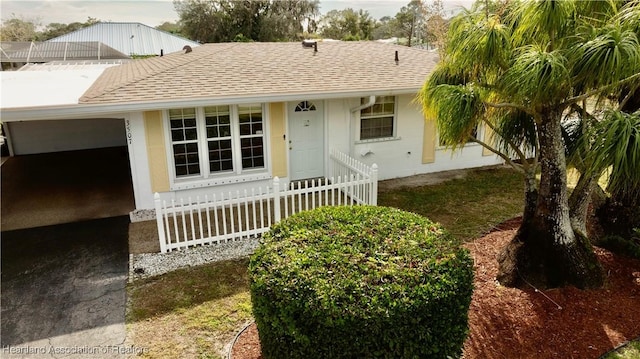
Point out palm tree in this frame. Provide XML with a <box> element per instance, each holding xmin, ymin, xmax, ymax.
<box><xmin>420</xmin><ymin>0</ymin><xmax>640</xmax><ymax>288</ymax></box>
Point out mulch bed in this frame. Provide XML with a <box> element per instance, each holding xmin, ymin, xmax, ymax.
<box><xmin>231</xmin><ymin>218</ymin><xmax>640</xmax><ymax>359</ymax></box>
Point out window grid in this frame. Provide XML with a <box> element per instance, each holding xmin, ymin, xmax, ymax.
<box><xmin>169</xmin><ymin>108</ymin><xmax>200</xmax><ymax>177</ymax></box>
<box><xmin>167</xmin><ymin>104</ymin><xmax>266</xmax><ymax>181</ymax></box>
<box><xmin>238</xmin><ymin>105</ymin><xmax>265</xmax><ymax>170</ymax></box>
<box><xmin>295</xmin><ymin>100</ymin><xmax>317</xmax><ymax>112</ymax></box>
<box><xmin>360</xmin><ymin>96</ymin><xmax>396</xmax><ymax>140</ymax></box>
<box><xmin>205</xmin><ymin>106</ymin><xmax>233</xmax><ymax>173</ymax></box>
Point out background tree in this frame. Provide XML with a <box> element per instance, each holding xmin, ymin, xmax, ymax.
<box><xmin>156</xmin><ymin>21</ymin><xmax>183</xmax><ymax>36</ymax></box>
<box><xmin>420</xmin><ymin>0</ymin><xmax>640</xmax><ymax>289</ymax></box>
<box><xmin>394</xmin><ymin>0</ymin><xmax>424</xmax><ymax>46</ymax></box>
<box><xmin>423</xmin><ymin>0</ymin><xmax>447</xmax><ymax>50</ymax></box>
<box><xmin>0</xmin><ymin>15</ymin><xmax>40</xmax><ymax>41</ymax></box>
<box><xmin>372</xmin><ymin>16</ymin><xmax>394</xmax><ymax>40</ymax></box>
<box><xmin>174</xmin><ymin>0</ymin><xmax>319</xmax><ymax>42</ymax></box>
<box><xmin>39</xmin><ymin>17</ymin><xmax>99</xmax><ymax>40</ymax></box>
<box><xmin>318</xmin><ymin>8</ymin><xmax>373</xmax><ymax>40</ymax></box>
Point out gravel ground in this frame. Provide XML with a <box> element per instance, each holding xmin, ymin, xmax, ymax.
<box><xmin>129</xmin><ymin>238</ymin><xmax>259</xmax><ymax>281</ymax></box>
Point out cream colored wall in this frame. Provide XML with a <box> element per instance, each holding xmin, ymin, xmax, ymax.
<box><xmin>422</xmin><ymin>119</ymin><xmax>436</xmax><ymax>163</ymax></box>
<box><xmin>482</xmin><ymin>123</ymin><xmax>496</xmax><ymax>156</ymax></box>
<box><xmin>269</xmin><ymin>102</ymin><xmax>288</xmax><ymax>178</ymax></box>
<box><xmin>143</xmin><ymin>111</ymin><xmax>170</xmax><ymax>193</ymax></box>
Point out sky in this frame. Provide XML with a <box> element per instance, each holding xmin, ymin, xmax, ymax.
<box><xmin>1</xmin><ymin>0</ymin><xmax>473</xmax><ymax>28</ymax></box>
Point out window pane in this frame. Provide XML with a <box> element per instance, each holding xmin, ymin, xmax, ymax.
<box><xmin>208</xmin><ymin>138</ymin><xmax>233</xmax><ymax>173</ymax></box>
<box><xmin>172</xmin><ymin>143</ymin><xmax>200</xmax><ymax>177</ymax></box>
<box><xmin>360</xmin><ymin>116</ymin><xmax>394</xmax><ymax>140</ymax></box>
<box><xmin>171</xmin><ymin>129</ymin><xmax>184</xmax><ymax>142</ymax></box>
<box><xmin>240</xmin><ymin>137</ymin><xmax>264</xmax><ymax>169</ymax></box>
<box><xmin>169</xmin><ymin>108</ymin><xmax>200</xmax><ymax>178</ymax></box>
<box><xmin>185</xmin><ymin>128</ymin><xmax>197</xmax><ymax>140</ymax></box>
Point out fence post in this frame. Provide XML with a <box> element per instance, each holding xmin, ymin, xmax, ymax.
<box><xmin>273</xmin><ymin>177</ymin><xmax>281</xmax><ymax>223</ymax></box>
<box><xmin>370</xmin><ymin>164</ymin><xmax>378</xmax><ymax>206</ymax></box>
<box><xmin>154</xmin><ymin>193</ymin><xmax>168</xmax><ymax>253</ymax></box>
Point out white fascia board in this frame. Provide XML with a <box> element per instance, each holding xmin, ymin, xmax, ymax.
<box><xmin>0</xmin><ymin>87</ymin><xmax>420</xmax><ymax>122</ymax></box>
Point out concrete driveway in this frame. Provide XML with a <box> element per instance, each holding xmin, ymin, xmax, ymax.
<box><xmin>1</xmin><ymin>147</ymin><xmax>135</xmax><ymax>231</ymax></box>
<box><xmin>1</xmin><ymin>216</ymin><xmax>132</xmax><ymax>358</ymax></box>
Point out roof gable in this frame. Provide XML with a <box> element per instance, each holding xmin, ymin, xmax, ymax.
<box><xmin>80</xmin><ymin>41</ymin><xmax>439</xmax><ymax>105</ymax></box>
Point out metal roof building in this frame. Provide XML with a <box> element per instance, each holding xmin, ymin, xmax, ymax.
<box><xmin>47</xmin><ymin>22</ymin><xmax>200</xmax><ymax>57</ymax></box>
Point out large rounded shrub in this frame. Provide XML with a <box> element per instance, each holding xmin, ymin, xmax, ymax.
<box><xmin>249</xmin><ymin>206</ymin><xmax>473</xmax><ymax>359</ymax></box>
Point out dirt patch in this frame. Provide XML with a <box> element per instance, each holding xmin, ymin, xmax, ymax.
<box><xmin>231</xmin><ymin>218</ymin><xmax>640</xmax><ymax>359</ymax></box>
<box><xmin>128</xmin><ymin>220</ymin><xmax>160</xmax><ymax>254</ymax></box>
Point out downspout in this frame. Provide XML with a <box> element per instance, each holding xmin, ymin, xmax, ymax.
<box><xmin>349</xmin><ymin>95</ymin><xmax>375</xmax><ymax>156</ymax></box>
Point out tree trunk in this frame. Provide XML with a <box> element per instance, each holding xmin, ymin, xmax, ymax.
<box><xmin>569</xmin><ymin>172</ymin><xmax>598</xmax><ymax>237</ymax></box>
<box><xmin>497</xmin><ymin>111</ymin><xmax>604</xmax><ymax>289</ymax></box>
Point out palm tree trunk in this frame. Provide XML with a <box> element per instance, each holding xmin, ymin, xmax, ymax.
<box><xmin>569</xmin><ymin>172</ymin><xmax>598</xmax><ymax>237</ymax></box>
<box><xmin>498</xmin><ymin>112</ymin><xmax>604</xmax><ymax>289</ymax></box>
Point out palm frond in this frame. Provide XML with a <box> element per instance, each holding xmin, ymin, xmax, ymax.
<box><xmin>419</xmin><ymin>83</ymin><xmax>483</xmax><ymax>150</ymax></box>
<box><xmin>446</xmin><ymin>11</ymin><xmax>512</xmax><ymax>75</ymax></box>
<box><xmin>510</xmin><ymin>0</ymin><xmax>578</xmax><ymax>48</ymax></box>
<box><xmin>499</xmin><ymin>45</ymin><xmax>571</xmax><ymax>106</ymax></box>
<box><xmin>586</xmin><ymin>110</ymin><xmax>640</xmax><ymax>203</ymax></box>
<box><xmin>493</xmin><ymin>109</ymin><xmax>538</xmax><ymax>157</ymax></box>
<box><xmin>570</xmin><ymin>25</ymin><xmax>640</xmax><ymax>91</ymax></box>
<box><xmin>616</xmin><ymin>0</ymin><xmax>640</xmax><ymax>35</ymax></box>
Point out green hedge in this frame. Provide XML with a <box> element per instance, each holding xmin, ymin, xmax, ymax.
<box><xmin>249</xmin><ymin>206</ymin><xmax>474</xmax><ymax>359</ymax></box>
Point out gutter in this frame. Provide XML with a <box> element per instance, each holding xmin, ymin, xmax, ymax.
<box><xmin>1</xmin><ymin>90</ymin><xmax>410</xmax><ymax>122</ymax></box>
<box><xmin>348</xmin><ymin>95</ymin><xmax>376</xmax><ymax>156</ymax></box>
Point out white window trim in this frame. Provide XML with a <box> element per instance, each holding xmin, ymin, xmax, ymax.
<box><xmin>164</xmin><ymin>104</ymin><xmax>271</xmax><ymax>191</ymax></box>
<box><xmin>356</xmin><ymin>95</ymin><xmax>400</xmax><ymax>143</ymax></box>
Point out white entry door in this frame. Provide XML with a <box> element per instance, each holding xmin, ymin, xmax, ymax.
<box><xmin>288</xmin><ymin>100</ymin><xmax>324</xmax><ymax>181</ymax></box>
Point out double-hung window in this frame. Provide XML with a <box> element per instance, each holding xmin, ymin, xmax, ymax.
<box><xmin>360</xmin><ymin>96</ymin><xmax>396</xmax><ymax>140</ymax></box>
<box><xmin>168</xmin><ymin>104</ymin><xmax>266</xmax><ymax>183</ymax></box>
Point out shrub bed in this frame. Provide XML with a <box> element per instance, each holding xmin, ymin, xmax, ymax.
<box><xmin>249</xmin><ymin>206</ymin><xmax>474</xmax><ymax>359</ymax></box>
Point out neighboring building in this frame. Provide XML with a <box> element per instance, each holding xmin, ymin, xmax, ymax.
<box><xmin>1</xmin><ymin>41</ymin><xmax>502</xmax><ymax>215</ymax></box>
<box><xmin>47</xmin><ymin>22</ymin><xmax>200</xmax><ymax>57</ymax></box>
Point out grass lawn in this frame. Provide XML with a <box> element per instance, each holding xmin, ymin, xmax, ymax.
<box><xmin>602</xmin><ymin>340</ymin><xmax>640</xmax><ymax>359</ymax></box>
<box><xmin>126</xmin><ymin>167</ymin><xmax>525</xmax><ymax>358</ymax></box>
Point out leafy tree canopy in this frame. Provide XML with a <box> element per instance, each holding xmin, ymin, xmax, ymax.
<box><xmin>174</xmin><ymin>0</ymin><xmax>320</xmax><ymax>42</ymax></box>
<box><xmin>318</xmin><ymin>8</ymin><xmax>373</xmax><ymax>41</ymax></box>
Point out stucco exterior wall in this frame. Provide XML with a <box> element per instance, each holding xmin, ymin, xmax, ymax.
<box><xmin>325</xmin><ymin>94</ymin><xmax>503</xmax><ymax>181</ymax></box>
<box><xmin>127</xmin><ymin>95</ymin><xmax>504</xmax><ymax>211</ymax></box>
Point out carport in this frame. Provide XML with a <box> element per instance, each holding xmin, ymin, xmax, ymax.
<box><xmin>1</xmin><ymin>146</ymin><xmax>135</xmax><ymax>231</ymax></box>
<box><xmin>1</xmin><ymin>61</ymin><xmax>137</xmax><ymax>230</ymax></box>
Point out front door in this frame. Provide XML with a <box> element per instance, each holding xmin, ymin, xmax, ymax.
<box><xmin>288</xmin><ymin>100</ymin><xmax>324</xmax><ymax>181</ymax></box>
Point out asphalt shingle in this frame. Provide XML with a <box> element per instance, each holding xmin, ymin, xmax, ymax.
<box><xmin>79</xmin><ymin>41</ymin><xmax>440</xmax><ymax>105</ymax></box>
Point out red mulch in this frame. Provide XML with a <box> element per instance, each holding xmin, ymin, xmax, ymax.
<box><xmin>231</xmin><ymin>218</ymin><xmax>640</xmax><ymax>359</ymax></box>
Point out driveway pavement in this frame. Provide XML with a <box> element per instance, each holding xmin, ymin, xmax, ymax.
<box><xmin>1</xmin><ymin>216</ymin><xmax>133</xmax><ymax>358</ymax></box>
<box><xmin>1</xmin><ymin>147</ymin><xmax>135</xmax><ymax>231</ymax></box>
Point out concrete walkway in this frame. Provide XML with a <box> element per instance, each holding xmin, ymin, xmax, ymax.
<box><xmin>1</xmin><ymin>216</ymin><xmax>132</xmax><ymax>358</ymax></box>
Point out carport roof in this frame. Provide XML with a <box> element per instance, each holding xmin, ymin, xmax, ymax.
<box><xmin>0</xmin><ymin>62</ymin><xmax>122</xmax><ymax>109</ymax></box>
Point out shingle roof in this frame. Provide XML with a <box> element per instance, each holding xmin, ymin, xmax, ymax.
<box><xmin>47</xmin><ymin>22</ymin><xmax>200</xmax><ymax>56</ymax></box>
<box><xmin>79</xmin><ymin>41</ymin><xmax>439</xmax><ymax>105</ymax></box>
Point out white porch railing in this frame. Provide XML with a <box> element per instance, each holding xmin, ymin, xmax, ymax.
<box><xmin>154</xmin><ymin>150</ymin><xmax>378</xmax><ymax>253</ymax></box>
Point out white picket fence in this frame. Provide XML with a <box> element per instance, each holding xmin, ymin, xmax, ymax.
<box><xmin>154</xmin><ymin>150</ymin><xmax>378</xmax><ymax>253</ymax></box>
